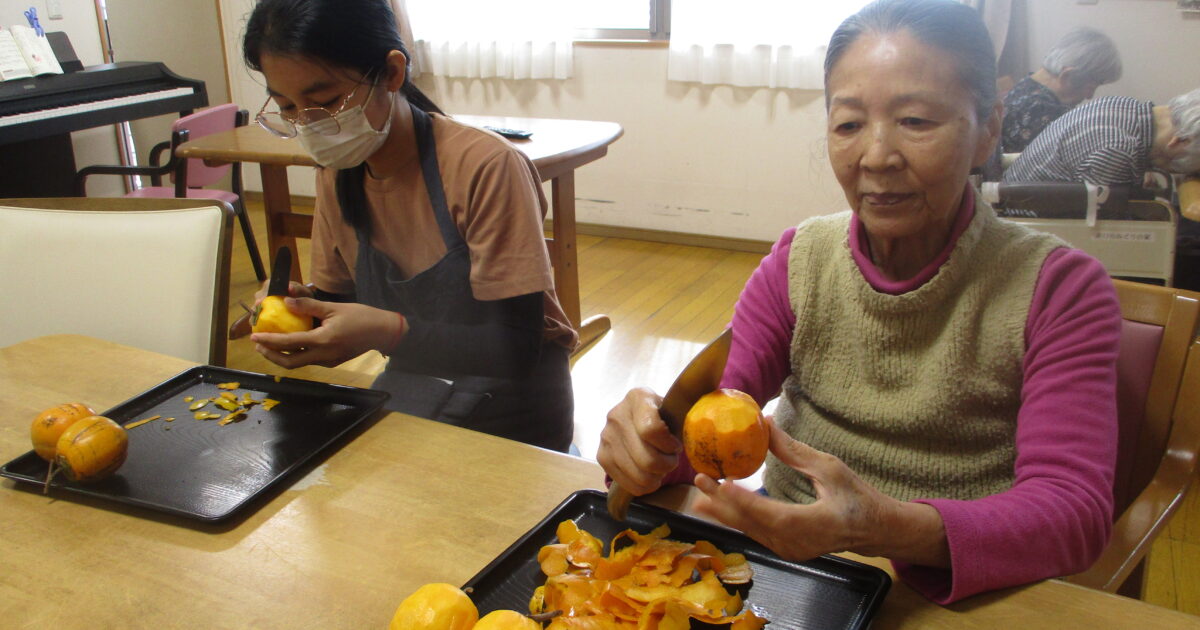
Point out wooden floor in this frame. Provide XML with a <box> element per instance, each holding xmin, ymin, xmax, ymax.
<box><xmin>223</xmin><ymin>201</ymin><xmax>1198</xmax><ymax>615</ymax></box>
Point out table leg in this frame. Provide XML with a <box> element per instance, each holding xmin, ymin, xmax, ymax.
<box><xmin>259</xmin><ymin>163</ymin><xmax>303</xmax><ymax>283</ymax></box>
<box><xmin>552</xmin><ymin>172</ymin><xmax>581</xmax><ymax>328</ymax></box>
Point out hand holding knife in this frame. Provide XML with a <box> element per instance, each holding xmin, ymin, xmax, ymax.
<box><xmin>606</xmin><ymin>328</ymin><xmax>732</xmax><ymax>521</ymax></box>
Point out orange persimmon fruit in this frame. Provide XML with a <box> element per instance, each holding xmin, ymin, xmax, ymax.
<box><xmin>390</xmin><ymin>583</ymin><xmax>479</xmax><ymax>630</ymax></box>
<box><xmin>682</xmin><ymin>389</ymin><xmax>768</xmax><ymax>480</ymax></box>
<box><xmin>55</xmin><ymin>415</ymin><xmax>128</xmax><ymax>482</ymax></box>
<box><xmin>251</xmin><ymin>295</ymin><xmax>314</xmax><ymax>335</ymax></box>
<box><xmin>30</xmin><ymin>402</ymin><xmax>96</xmax><ymax>461</ymax></box>
<box><xmin>472</xmin><ymin>610</ymin><xmax>540</xmax><ymax>630</ymax></box>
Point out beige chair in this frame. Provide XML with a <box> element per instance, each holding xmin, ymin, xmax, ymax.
<box><xmin>0</xmin><ymin>198</ymin><xmax>233</xmax><ymax>365</ymax></box>
<box><xmin>1066</xmin><ymin>280</ymin><xmax>1200</xmax><ymax>597</ymax></box>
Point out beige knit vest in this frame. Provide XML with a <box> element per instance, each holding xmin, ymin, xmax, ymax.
<box><xmin>765</xmin><ymin>200</ymin><xmax>1066</xmax><ymax>503</ymax></box>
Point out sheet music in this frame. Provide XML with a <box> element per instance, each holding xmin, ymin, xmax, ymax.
<box><xmin>0</xmin><ymin>25</ymin><xmax>62</xmax><ymax>82</ymax></box>
<box><xmin>9</xmin><ymin>25</ymin><xmax>60</xmax><ymax>76</ymax></box>
<box><xmin>0</xmin><ymin>29</ymin><xmax>33</xmax><ymax>81</ymax></box>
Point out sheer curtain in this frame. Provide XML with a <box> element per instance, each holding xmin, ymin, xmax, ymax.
<box><xmin>667</xmin><ymin>0</ymin><xmax>871</xmax><ymax>89</ymax></box>
<box><xmin>405</xmin><ymin>0</ymin><xmax>574</xmax><ymax>79</ymax></box>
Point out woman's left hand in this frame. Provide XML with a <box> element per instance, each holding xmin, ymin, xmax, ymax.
<box><xmin>250</xmin><ymin>298</ymin><xmax>405</xmax><ymax>369</ymax></box>
<box><xmin>692</xmin><ymin>419</ymin><xmax>948</xmax><ymax>566</ymax></box>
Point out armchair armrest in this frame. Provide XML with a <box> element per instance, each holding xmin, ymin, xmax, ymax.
<box><xmin>74</xmin><ymin>163</ymin><xmax>175</xmax><ymax>196</ymax></box>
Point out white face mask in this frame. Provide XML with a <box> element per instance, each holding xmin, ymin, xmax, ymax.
<box><xmin>297</xmin><ymin>89</ymin><xmax>393</xmax><ymax>170</ymax></box>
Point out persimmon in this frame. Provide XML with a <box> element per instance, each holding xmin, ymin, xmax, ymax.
<box><xmin>251</xmin><ymin>295</ymin><xmax>313</xmax><ymax>334</ymax></box>
<box><xmin>472</xmin><ymin>610</ymin><xmax>539</xmax><ymax>630</ymax></box>
<box><xmin>30</xmin><ymin>402</ymin><xmax>95</xmax><ymax>461</ymax></box>
<box><xmin>682</xmin><ymin>389</ymin><xmax>768</xmax><ymax>480</ymax></box>
<box><xmin>55</xmin><ymin>416</ymin><xmax>128</xmax><ymax>482</ymax></box>
<box><xmin>390</xmin><ymin>583</ymin><xmax>478</xmax><ymax>630</ymax></box>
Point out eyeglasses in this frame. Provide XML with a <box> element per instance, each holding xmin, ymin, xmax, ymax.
<box><xmin>255</xmin><ymin>81</ymin><xmax>376</xmax><ymax>139</ymax></box>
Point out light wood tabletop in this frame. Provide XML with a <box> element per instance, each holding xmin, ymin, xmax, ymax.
<box><xmin>3</xmin><ymin>335</ymin><xmax>1198</xmax><ymax>628</ymax></box>
<box><xmin>176</xmin><ymin>115</ymin><xmax>623</xmax><ymax>345</ymax></box>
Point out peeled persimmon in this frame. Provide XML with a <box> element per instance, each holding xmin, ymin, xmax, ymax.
<box><xmin>682</xmin><ymin>389</ymin><xmax>768</xmax><ymax>480</ymax></box>
<box><xmin>472</xmin><ymin>610</ymin><xmax>539</xmax><ymax>630</ymax></box>
<box><xmin>55</xmin><ymin>415</ymin><xmax>128</xmax><ymax>482</ymax></box>
<box><xmin>30</xmin><ymin>402</ymin><xmax>96</xmax><ymax>461</ymax></box>
<box><xmin>251</xmin><ymin>295</ymin><xmax>314</xmax><ymax>334</ymax></box>
<box><xmin>390</xmin><ymin>583</ymin><xmax>478</xmax><ymax>630</ymax></box>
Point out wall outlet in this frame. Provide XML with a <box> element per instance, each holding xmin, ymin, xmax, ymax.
<box><xmin>46</xmin><ymin>0</ymin><xmax>64</xmax><ymax>20</ymax></box>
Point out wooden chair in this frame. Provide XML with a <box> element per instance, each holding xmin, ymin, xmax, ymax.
<box><xmin>0</xmin><ymin>198</ymin><xmax>234</xmax><ymax>366</ymax></box>
<box><xmin>1066</xmin><ymin>280</ymin><xmax>1200</xmax><ymax>597</ymax></box>
<box><xmin>75</xmin><ymin>104</ymin><xmax>267</xmax><ymax>282</ymax></box>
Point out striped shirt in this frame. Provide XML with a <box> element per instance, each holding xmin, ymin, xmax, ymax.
<box><xmin>1003</xmin><ymin>96</ymin><xmax>1154</xmax><ymax>187</ymax></box>
<box><xmin>998</xmin><ymin>96</ymin><xmax>1156</xmax><ymax>218</ymax></box>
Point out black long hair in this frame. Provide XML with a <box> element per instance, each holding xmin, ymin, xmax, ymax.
<box><xmin>244</xmin><ymin>0</ymin><xmax>442</xmax><ymax>233</ymax></box>
<box><xmin>825</xmin><ymin>0</ymin><xmax>997</xmax><ymax>122</ymax></box>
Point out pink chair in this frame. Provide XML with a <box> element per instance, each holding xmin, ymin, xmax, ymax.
<box><xmin>75</xmin><ymin>103</ymin><xmax>266</xmax><ymax>281</ymax></box>
<box><xmin>1066</xmin><ymin>280</ymin><xmax>1200</xmax><ymax>598</ymax></box>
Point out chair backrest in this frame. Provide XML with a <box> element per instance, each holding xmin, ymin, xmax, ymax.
<box><xmin>1067</xmin><ymin>280</ymin><xmax>1200</xmax><ymax>595</ymax></box>
<box><xmin>172</xmin><ymin>103</ymin><xmax>242</xmax><ymax>189</ymax></box>
<box><xmin>0</xmin><ymin>198</ymin><xmax>233</xmax><ymax>366</ymax></box>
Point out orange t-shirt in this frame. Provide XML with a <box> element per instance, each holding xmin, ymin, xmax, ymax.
<box><xmin>309</xmin><ymin>113</ymin><xmax>578</xmax><ymax>350</ymax></box>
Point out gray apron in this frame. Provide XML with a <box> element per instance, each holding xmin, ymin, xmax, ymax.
<box><xmin>354</xmin><ymin>103</ymin><xmax>573</xmax><ymax>452</ymax></box>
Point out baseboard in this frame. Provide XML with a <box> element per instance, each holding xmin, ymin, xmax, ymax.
<box><xmin>245</xmin><ymin>191</ymin><xmax>772</xmax><ymax>254</ymax></box>
<box><xmin>550</xmin><ymin>220</ymin><xmax>773</xmax><ymax>254</ymax></box>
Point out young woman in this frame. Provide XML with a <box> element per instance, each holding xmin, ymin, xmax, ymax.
<box><xmin>244</xmin><ymin>0</ymin><xmax>577</xmax><ymax>452</ymax></box>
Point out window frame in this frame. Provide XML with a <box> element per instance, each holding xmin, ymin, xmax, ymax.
<box><xmin>573</xmin><ymin>0</ymin><xmax>670</xmax><ymax>42</ymax></box>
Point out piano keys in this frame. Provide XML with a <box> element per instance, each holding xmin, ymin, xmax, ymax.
<box><xmin>0</xmin><ymin>61</ymin><xmax>207</xmax><ymax>197</ymax></box>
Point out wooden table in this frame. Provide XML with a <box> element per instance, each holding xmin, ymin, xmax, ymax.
<box><xmin>176</xmin><ymin>115</ymin><xmax>623</xmax><ymax>340</ymax></box>
<box><xmin>4</xmin><ymin>336</ymin><xmax>1199</xmax><ymax>629</ymax></box>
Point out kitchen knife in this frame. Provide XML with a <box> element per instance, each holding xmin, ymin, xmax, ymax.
<box><xmin>606</xmin><ymin>327</ymin><xmax>733</xmax><ymax>521</ymax></box>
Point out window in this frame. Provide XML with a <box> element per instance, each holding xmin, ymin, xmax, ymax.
<box><xmin>572</xmin><ymin>0</ymin><xmax>670</xmax><ymax>41</ymax></box>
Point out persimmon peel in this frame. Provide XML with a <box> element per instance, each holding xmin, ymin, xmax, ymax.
<box><xmin>530</xmin><ymin>521</ymin><xmax>767</xmax><ymax>630</ymax></box>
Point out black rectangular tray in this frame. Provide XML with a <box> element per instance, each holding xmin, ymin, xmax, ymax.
<box><xmin>464</xmin><ymin>489</ymin><xmax>890</xmax><ymax>630</ymax></box>
<box><xmin>1</xmin><ymin>365</ymin><xmax>389</xmax><ymax>523</ymax></box>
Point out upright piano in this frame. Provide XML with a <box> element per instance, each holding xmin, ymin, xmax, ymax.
<box><xmin>0</xmin><ymin>61</ymin><xmax>207</xmax><ymax>197</ymax></box>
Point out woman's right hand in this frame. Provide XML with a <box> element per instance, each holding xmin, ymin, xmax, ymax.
<box><xmin>597</xmin><ymin>387</ymin><xmax>683</xmax><ymax>496</ymax></box>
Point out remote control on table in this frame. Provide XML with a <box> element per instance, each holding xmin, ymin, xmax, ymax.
<box><xmin>483</xmin><ymin>125</ymin><xmax>533</xmax><ymax>140</ymax></box>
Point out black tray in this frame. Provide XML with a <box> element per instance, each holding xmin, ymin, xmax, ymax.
<box><xmin>1</xmin><ymin>366</ymin><xmax>390</xmax><ymax>522</ymax></box>
<box><xmin>464</xmin><ymin>489</ymin><xmax>891</xmax><ymax>630</ymax></box>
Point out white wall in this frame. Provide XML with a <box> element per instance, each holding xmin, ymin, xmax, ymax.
<box><xmin>1024</xmin><ymin>0</ymin><xmax>1200</xmax><ymax>104</ymax></box>
<box><xmin>417</xmin><ymin>46</ymin><xmax>843</xmax><ymax>243</ymax></box>
<box><xmin>201</xmin><ymin>1</ymin><xmax>1200</xmax><ymax>243</ymax></box>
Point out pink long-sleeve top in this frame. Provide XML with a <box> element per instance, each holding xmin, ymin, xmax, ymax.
<box><xmin>671</xmin><ymin>196</ymin><xmax>1120</xmax><ymax>603</ymax></box>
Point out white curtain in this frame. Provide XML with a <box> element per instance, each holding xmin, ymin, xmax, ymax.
<box><xmin>667</xmin><ymin>0</ymin><xmax>871</xmax><ymax>89</ymax></box>
<box><xmin>405</xmin><ymin>0</ymin><xmax>574</xmax><ymax>80</ymax></box>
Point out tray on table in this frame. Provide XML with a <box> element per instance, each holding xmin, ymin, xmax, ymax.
<box><xmin>463</xmin><ymin>489</ymin><xmax>891</xmax><ymax>630</ymax></box>
<box><xmin>1</xmin><ymin>365</ymin><xmax>390</xmax><ymax>522</ymax></box>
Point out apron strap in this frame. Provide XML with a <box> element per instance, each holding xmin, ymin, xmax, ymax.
<box><xmin>410</xmin><ymin>103</ymin><xmax>465</xmax><ymax>251</ymax></box>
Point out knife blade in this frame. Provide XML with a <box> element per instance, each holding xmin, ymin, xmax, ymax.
<box><xmin>606</xmin><ymin>327</ymin><xmax>733</xmax><ymax>521</ymax></box>
<box><xmin>266</xmin><ymin>246</ymin><xmax>292</xmax><ymax>296</ymax></box>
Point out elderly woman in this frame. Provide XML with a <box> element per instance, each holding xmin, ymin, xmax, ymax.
<box><xmin>1004</xmin><ymin>89</ymin><xmax>1200</xmax><ymax>186</ymax></box>
<box><xmin>598</xmin><ymin>0</ymin><xmax>1121</xmax><ymax>604</ymax></box>
<box><xmin>1001</xmin><ymin>27</ymin><xmax>1123</xmax><ymax>153</ymax></box>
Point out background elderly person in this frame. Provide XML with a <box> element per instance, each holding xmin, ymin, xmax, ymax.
<box><xmin>1001</xmin><ymin>27</ymin><xmax>1123</xmax><ymax>154</ymax></box>
<box><xmin>1003</xmin><ymin>89</ymin><xmax>1200</xmax><ymax>187</ymax></box>
<box><xmin>598</xmin><ymin>0</ymin><xmax>1121</xmax><ymax>605</ymax></box>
